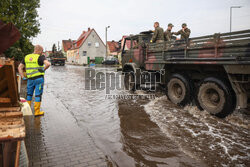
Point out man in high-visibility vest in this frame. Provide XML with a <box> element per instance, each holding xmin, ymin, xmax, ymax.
<box><xmin>18</xmin><ymin>45</ymin><xmax>51</xmax><ymax>116</ymax></box>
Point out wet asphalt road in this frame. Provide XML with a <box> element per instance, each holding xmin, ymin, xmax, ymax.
<box><xmin>30</xmin><ymin>65</ymin><xmax>250</xmax><ymax>167</ymax></box>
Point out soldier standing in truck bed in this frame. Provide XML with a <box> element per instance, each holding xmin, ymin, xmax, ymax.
<box><xmin>173</xmin><ymin>23</ymin><xmax>191</xmax><ymax>40</ymax></box>
<box><xmin>151</xmin><ymin>22</ymin><xmax>164</xmax><ymax>43</ymax></box>
<box><xmin>164</xmin><ymin>23</ymin><xmax>174</xmax><ymax>41</ymax></box>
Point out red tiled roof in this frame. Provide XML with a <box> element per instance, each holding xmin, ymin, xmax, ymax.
<box><xmin>76</xmin><ymin>28</ymin><xmax>92</xmax><ymax>48</ymax></box>
<box><xmin>68</xmin><ymin>40</ymin><xmax>77</xmax><ymax>50</ymax></box>
<box><xmin>107</xmin><ymin>41</ymin><xmax>120</xmax><ymax>52</ymax></box>
<box><xmin>75</xmin><ymin>28</ymin><xmax>106</xmax><ymax>49</ymax></box>
<box><xmin>62</xmin><ymin>40</ymin><xmax>75</xmax><ymax>52</ymax></box>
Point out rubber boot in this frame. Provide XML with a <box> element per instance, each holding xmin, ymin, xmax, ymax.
<box><xmin>27</xmin><ymin>100</ymin><xmax>32</xmax><ymax>106</ymax></box>
<box><xmin>34</xmin><ymin>102</ymin><xmax>44</xmax><ymax>116</ymax></box>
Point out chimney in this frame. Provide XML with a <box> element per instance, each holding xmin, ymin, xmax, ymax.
<box><xmin>88</xmin><ymin>27</ymin><xmax>91</xmax><ymax>31</ymax></box>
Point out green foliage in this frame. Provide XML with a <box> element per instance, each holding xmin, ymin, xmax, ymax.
<box><xmin>50</xmin><ymin>44</ymin><xmax>63</xmax><ymax>58</ymax></box>
<box><xmin>52</xmin><ymin>44</ymin><xmax>57</xmax><ymax>53</ymax></box>
<box><xmin>0</xmin><ymin>0</ymin><xmax>41</xmax><ymax>61</ymax></box>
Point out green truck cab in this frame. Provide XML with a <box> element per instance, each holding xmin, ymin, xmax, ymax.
<box><xmin>121</xmin><ymin>29</ymin><xmax>250</xmax><ymax>117</ymax></box>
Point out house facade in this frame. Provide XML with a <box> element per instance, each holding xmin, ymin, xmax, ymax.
<box><xmin>107</xmin><ymin>40</ymin><xmax>120</xmax><ymax>57</ymax></box>
<box><xmin>67</xmin><ymin>28</ymin><xmax>106</xmax><ymax>65</ymax></box>
<box><xmin>66</xmin><ymin>49</ymin><xmax>78</xmax><ymax>63</ymax></box>
<box><xmin>62</xmin><ymin>39</ymin><xmax>75</xmax><ymax>57</ymax></box>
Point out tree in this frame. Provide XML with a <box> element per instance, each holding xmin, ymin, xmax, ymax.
<box><xmin>0</xmin><ymin>0</ymin><xmax>41</xmax><ymax>61</ymax></box>
<box><xmin>52</xmin><ymin>44</ymin><xmax>57</xmax><ymax>53</ymax></box>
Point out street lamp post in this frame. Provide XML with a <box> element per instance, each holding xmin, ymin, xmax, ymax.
<box><xmin>105</xmin><ymin>26</ymin><xmax>110</xmax><ymax>57</ymax></box>
<box><xmin>230</xmin><ymin>6</ymin><xmax>241</xmax><ymax>32</ymax></box>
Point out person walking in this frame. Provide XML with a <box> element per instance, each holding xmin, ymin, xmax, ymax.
<box><xmin>18</xmin><ymin>45</ymin><xmax>51</xmax><ymax>116</ymax></box>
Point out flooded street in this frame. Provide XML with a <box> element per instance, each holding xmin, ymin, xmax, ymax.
<box><xmin>28</xmin><ymin>65</ymin><xmax>250</xmax><ymax>167</ymax></box>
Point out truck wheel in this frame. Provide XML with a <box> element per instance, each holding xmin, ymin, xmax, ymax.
<box><xmin>166</xmin><ymin>74</ymin><xmax>193</xmax><ymax>106</ymax></box>
<box><xmin>196</xmin><ymin>77</ymin><xmax>235</xmax><ymax>118</ymax></box>
<box><xmin>124</xmin><ymin>71</ymin><xmax>135</xmax><ymax>91</ymax></box>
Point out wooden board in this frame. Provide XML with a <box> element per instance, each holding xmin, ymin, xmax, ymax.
<box><xmin>0</xmin><ymin>107</ymin><xmax>20</xmax><ymax>112</ymax></box>
<box><xmin>0</xmin><ymin>111</ymin><xmax>25</xmax><ymax>142</ymax></box>
<box><xmin>0</xmin><ymin>60</ymin><xmax>24</xmax><ymax>142</ymax></box>
<box><xmin>0</xmin><ymin>98</ymin><xmax>11</xmax><ymax>103</ymax></box>
<box><xmin>0</xmin><ymin>59</ymin><xmax>19</xmax><ymax>107</ymax></box>
<box><xmin>0</xmin><ymin>58</ymin><xmax>6</xmax><ymax>66</ymax></box>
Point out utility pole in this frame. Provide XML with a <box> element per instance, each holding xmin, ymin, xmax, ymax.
<box><xmin>105</xmin><ymin>26</ymin><xmax>110</xmax><ymax>57</ymax></box>
<box><xmin>230</xmin><ymin>6</ymin><xmax>242</xmax><ymax>32</ymax></box>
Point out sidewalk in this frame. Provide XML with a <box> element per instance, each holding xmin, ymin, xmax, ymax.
<box><xmin>24</xmin><ymin>89</ymin><xmax>107</xmax><ymax>167</ymax></box>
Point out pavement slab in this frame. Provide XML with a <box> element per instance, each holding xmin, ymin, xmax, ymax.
<box><xmin>24</xmin><ymin>71</ymin><xmax>108</xmax><ymax>167</ymax></box>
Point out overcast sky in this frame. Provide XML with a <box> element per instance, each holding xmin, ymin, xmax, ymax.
<box><xmin>32</xmin><ymin>0</ymin><xmax>250</xmax><ymax>51</ymax></box>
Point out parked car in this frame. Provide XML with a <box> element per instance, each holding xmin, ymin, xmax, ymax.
<box><xmin>102</xmin><ymin>57</ymin><xmax>119</xmax><ymax>65</ymax></box>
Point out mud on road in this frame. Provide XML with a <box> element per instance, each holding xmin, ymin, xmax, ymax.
<box><xmin>29</xmin><ymin>65</ymin><xmax>250</xmax><ymax>167</ymax></box>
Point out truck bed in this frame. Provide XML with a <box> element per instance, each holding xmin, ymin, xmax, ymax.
<box><xmin>145</xmin><ymin>29</ymin><xmax>250</xmax><ymax>65</ymax></box>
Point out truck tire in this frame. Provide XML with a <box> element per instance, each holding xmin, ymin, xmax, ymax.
<box><xmin>124</xmin><ymin>71</ymin><xmax>135</xmax><ymax>91</ymax></box>
<box><xmin>196</xmin><ymin>77</ymin><xmax>235</xmax><ymax>118</ymax></box>
<box><xmin>166</xmin><ymin>74</ymin><xmax>193</xmax><ymax>106</ymax></box>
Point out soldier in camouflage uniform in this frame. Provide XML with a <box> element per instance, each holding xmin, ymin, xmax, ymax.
<box><xmin>164</xmin><ymin>23</ymin><xmax>174</xmax><ymax>41</ymax></box>
<box><xmin>151</xmin><ymin>22</ymin><xmax>164</xmax><ymax>43</ymax></box>
<box><xmin>173</xmin><ymin>23</ymin><xmax>191</xmax><ymax>40</ymax></box>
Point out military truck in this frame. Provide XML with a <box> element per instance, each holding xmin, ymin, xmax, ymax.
<box><xmin>49</xmin><ymin>51</ymin><xmax>66</xmax><ymax>66</ymax></box>
<box><xmin>121</xmin><ymin>29</ymin><xmax>250</xmax><ymax>118</ymax></box>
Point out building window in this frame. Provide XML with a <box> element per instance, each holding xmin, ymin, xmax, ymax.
<box><xmin>83</xmin><ymin>51</ymin><xmax>87</xmax><ymax>56</ymax></box>
<box><xmin>95</xmin><ymin>42</ymin><xmax>99</xmax><ymax>48</ymax></box>
<box><xmin>88</xmin><ymin>42</ymin><xmax>91</xmax><ymax>46</ymax></box>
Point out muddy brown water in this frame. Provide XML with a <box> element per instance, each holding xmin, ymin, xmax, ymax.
<box><xmin>29</xmin><ymin>65</ymin><xmax>250</xmax><ymax>166</ymax></box>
